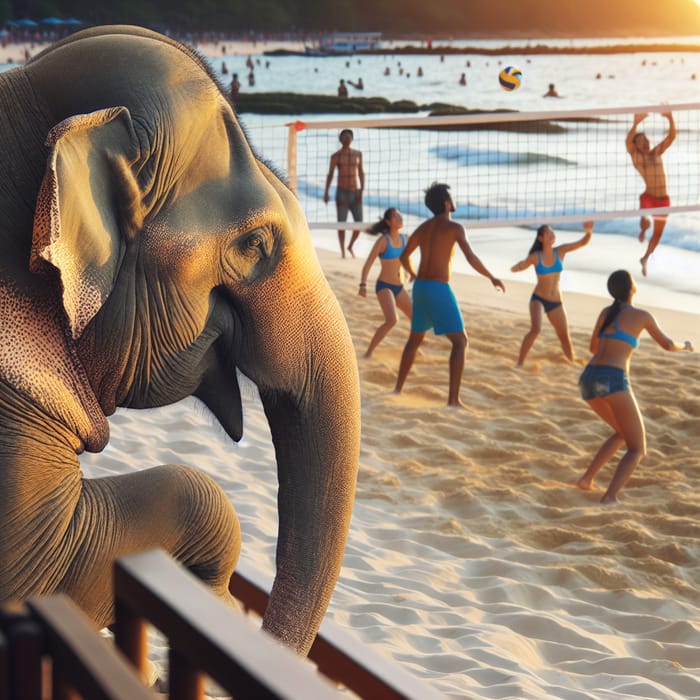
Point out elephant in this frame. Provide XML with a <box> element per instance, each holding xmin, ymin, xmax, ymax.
<box><xmin>0</xmin><ymin>25</ymin><xmax>360</xmax><ymax>656</ymax></box>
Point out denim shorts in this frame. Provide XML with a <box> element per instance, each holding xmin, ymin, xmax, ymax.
<box><xmin>335</xmin><ymin>188</ymin><xmax>363</xmax><ymax>222</ymax></box>
<box><xmin>579</xmin><ymin>364</ymin><xmax>630</xmax><ymax>400</ymax></box>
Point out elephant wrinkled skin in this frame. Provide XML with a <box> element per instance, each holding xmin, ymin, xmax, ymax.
<box><xmin>0</xmin><ymin>25</ymin><xmax>360</xmax><ymax>655</ymax></box>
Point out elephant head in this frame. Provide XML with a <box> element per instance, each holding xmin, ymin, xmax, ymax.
<box><xmin>1</xmin><ymin>26</ymin><xmax>360</xmax><ymax>655</ymax></box>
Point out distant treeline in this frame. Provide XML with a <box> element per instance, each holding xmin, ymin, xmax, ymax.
<box><xmin>4</xmin><ymin>0</ymin><xmax>700</xmax><ymax>36</ymax></box>
<box><xmin>3</xmin><ymin>0</ymin><xmax>483</xmax><ymax>34</ymax></box>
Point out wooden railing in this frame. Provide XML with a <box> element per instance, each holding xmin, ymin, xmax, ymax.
<box><xmin>1</xmin><ymin>550</ymin><xmax>447</xmax><ymax>699</ymax></box>
<box><xmin>113</xmin><ymin>549</ymin><xmax>342</xmax><ymax>699</ymax></box>
<box><xmin>0</xmin><ymin>597</ymin><xmax>155</xmax><ymax>699</ymax></box>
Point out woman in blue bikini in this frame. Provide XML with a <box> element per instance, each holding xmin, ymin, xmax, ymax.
<box><xmin>577</xmin><ymin>270</ymin><xmax>694</xmax><ymax>503</ymax></box>
<box><xmin>358</xmin><ymin>208</ymin><xmax>412</xmax><ymax>358</ymax></box>
<box><xmin>511</xmin><ymin>221</ymin><xmax>593</xmax><ymax>366</ymax></box>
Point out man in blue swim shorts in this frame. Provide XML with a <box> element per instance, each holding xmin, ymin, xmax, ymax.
<box><xmin>411</xmin><ymin>280</ymin><xmax>464</xmax><ymax>335</ymax></box>
<box><xmin>394</xmin><ymin>182</ymin><xmax>505</xmax><ymax>408</ymax></box>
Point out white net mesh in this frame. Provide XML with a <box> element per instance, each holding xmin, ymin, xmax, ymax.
<box><xmin>242</xmin><ymin>103</ymin><xmax>700</xmax><ymax>232</ymax></box>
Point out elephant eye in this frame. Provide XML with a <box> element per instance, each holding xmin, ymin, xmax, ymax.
<box><xmin>224</xmin><ymin>227</ymin><xmax>278</xmax><ymax>284</ymax></box>
<box><xmin>240</xmin><ymin>230</ymin><xmax>269</xmax><ymax>258</ymax></box>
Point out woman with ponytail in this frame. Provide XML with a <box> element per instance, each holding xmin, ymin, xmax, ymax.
<box><xmin>358</xmin><ymin>208</ymin><xmax>412</xmax><ymax>358</ymax></box>
<box><xmin>511</xmin><ymin>221</ymin><xmax>593</xmax><ymax>366</ymax></box>
<box><xmin>577</xmin><ymin>269</ymin><xmax>694</xmax><ymax>503</ymax></box>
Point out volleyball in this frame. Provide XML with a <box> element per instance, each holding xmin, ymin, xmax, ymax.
<box><xmin>499</xmin><ymin>66</ymin><xmax>522</xmax><ymax>91</ymax></box>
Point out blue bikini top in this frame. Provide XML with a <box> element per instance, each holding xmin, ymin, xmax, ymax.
<box><xmin>599</xmin><ymin>317</ymin><xmax>639</xmax><ymax>349</ymax></box>
<box><xmin>535</xmin><ymin>250</ymin><xmax>563</xmax><ymax>275</ymax></box>
<box><xmin>379</xmin><ymin>233</ymin><xmax>406</xmax><ymax>260</ymax></box>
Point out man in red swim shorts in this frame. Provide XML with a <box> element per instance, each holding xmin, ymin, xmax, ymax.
<box><xmin>626</xmin><ymin>112</ymin><xmax>676</xmax><ymax>276</ymax></box>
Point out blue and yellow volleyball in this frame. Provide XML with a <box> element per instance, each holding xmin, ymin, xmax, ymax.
<box><xmin>499</xmin><ymin>66</ymin><xmax>522</xmax><ymax>91</ymax></box>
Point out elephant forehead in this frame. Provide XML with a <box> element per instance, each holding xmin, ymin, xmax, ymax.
<box><xmin>31</xmin><ymin>33</ymin><xmax>221</xmax><ymax>130</ymax></box>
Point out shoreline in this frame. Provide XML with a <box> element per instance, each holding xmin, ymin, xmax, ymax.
<box><xmin>314</xmin><ymin>246</ymin><xmax>698</xmax><ymax>343</ymax></box>
<box><xmin>3</xmin><ymin>34</ymin><xmax>698</xmax><ymax>330</ymax></box>
<box><xmin>312</xmin><ymin>225</ymin><xmax>700</xmax><ymax>334</ymax></box>
<box><xmin>267</xmin><ymin>42</ymin><xmax>700</xmax><ymax>57</ymax></box>
<box><xmin>4</xmin><ymin>35</ymin><xmax>700</xmax><ymax>67</ymax></box>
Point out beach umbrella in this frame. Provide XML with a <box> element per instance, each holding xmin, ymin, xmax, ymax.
<box><xmin>41</xmin><ymin>17</ymin><xmax>66</xmax><ymax>25</ymax></box>
<box><xmin>64</xmin><ymin>18</ymin><xmax>84</xmax><ymax>26</ymax></box>
<box><xmin>12</xmin><ymin>18</ymin><xmax>39</xmax><ymax>28</ymax></box>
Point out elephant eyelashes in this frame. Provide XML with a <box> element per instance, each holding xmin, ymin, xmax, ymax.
<box><xmin>224</xmin><ymin>228</ymin><xmax>278</xmax><ymax>283</ymax></box>
<box><xmin>244</xmin><ymin>232</ymin><xmax>265</xmax><ymax>254</ymax></box>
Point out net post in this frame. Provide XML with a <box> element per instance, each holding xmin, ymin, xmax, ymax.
<box><xmin>287</xmin><ymin>123</ymin><xmax>298</xmax><ymax>194</ymax></box>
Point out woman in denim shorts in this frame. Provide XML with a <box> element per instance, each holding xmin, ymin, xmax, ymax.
<box><xmin>577</xmin><ymin>270</ymin><xmax>694</xmax><ymax>503</ymax></box>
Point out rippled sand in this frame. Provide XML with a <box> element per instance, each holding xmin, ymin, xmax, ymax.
<box><xmin>81</xmin><ymin>247</ymin><xmax>700</xmax><ymax>699</ymax></box>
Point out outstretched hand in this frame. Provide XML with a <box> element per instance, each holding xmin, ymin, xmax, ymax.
<box><xmin>634</xmin><ymin>112</ymin><xmax>648</xmax><ymax>123</ymax></box>
<box><xmin>583</xmin><ymin>220</ymin><xmax>595</xmax><ymax>233</ymax></box>
<box><xmin>492</xmin><ymin>278</ymin><xmax>506</xmax><ymax>293</ymax></box>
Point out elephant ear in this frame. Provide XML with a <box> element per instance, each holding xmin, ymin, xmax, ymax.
<box><xmin>30</xmin><ymin>107</ymin><xmax>142</xmax><ymax>339</ymax></box>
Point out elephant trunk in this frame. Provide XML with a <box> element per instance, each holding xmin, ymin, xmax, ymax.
<box><xmin>258</xmin><ymin>310</ymin><xmax>360</xmax><ymax>655</ymax></box>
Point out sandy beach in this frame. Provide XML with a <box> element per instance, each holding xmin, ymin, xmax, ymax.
<box><xmin>3</xmin><ymin>30</ymin><xmax>698</xmax><ymax>698</ymax></box>
<box><xmin>0</xmin><ymin>36</ymin><xmax>305</xmax><ymax>65</ymax></box>
<box><xmin>79</xmin><ymin>241</ymin><xmax>700</xmax><ymax>699</ymax></box>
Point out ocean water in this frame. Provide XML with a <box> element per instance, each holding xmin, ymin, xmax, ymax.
<box><xmin>3</xmin><ymin>37</ymin><xmax>699</xmax><ymax>313</ymax></box>
<box><xmin>218</xmin><ymin>36</ymin><xmax>700</xmax><ymax>112</ymax></box>
<box><xmin>216</xmin><ymin>38</ymin><xmax>700</xmax><ymax>315</ymax></box>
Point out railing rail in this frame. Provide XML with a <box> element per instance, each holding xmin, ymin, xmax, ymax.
<box><xmin>0</xmin><ymin>598</ymin><xmax>155</xmax><ymax>700</ymax></box>
<box><xmin>113</xmin><ymin>549</ymin><xmax>343</xmax><ymax>699</ymax></box>
<box><xmin>2</xmin><ymin>550</ymin><xmax>448</xmax><ymax>699</ymax></box>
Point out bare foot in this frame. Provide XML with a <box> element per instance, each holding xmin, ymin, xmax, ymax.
<box><xmin>640</xmin><ymin>256</ymin><xmax>648</xmax><ymax>277</ymax></box>
<box><xmin>447</xmin><ymin>399</ymin><xmax>468</xmax><ymax>410</ymax></box>
<box><xmin>347</xmin><ymin>245</ymin><xmax>356</xmax><ymax>258</ymax></box>
<box><xmin>576</xmin><ymin>477</ymin><xmax>593</xmax><ymax>491</ymax></box>
<box><xmin>600</xmin><ymin>494</ymin><xmax>618</xmax><ymax>505</ymax></box>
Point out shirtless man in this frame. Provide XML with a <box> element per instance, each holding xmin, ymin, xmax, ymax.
<box><xmin>323</xmin><ymin>129</ymin><xmax>365</xmax><ymax>257</ymax></box>
<box><xmin>626</xmin><ymin>112</ymin><xmax>676</xmax><ymax>276</ymax></box>
<box><xmin>394</xmin><ymin>183</ymin><xmax>505</xmax><ymax>408</ymax></box>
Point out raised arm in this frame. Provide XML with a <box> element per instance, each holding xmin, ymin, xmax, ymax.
<box><xmin>653</xmin><ymin>112</ymin><xmax>677</xmax><ymax>155</ymax></box>
<box><xmin>558</xmin><ymin>220</ymin><xmax>594</xmax><ymax>257</ymax></box>
<box><xmin>642</xmin><ymin>310</ymin><xmax>694</xmax><ymax>352</ymax></box>
<box><xmin>511</xmin><ymin>252</ymin><xmax>536</xmax><ymax>273</ymax></box>
<box><xmin>457</xmin><ymin>228</ymin><xmax>505</xmax><ymax>292</ymax></box>
<box><xmin>626</xmin><ymin>113</ymin><xmax>647</xmax><ymax>154</ymax></box>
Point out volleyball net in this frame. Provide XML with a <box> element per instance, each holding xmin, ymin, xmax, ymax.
<box><xmin>241</xmin><ymin>103</ymin><xmax>700</xmax><ymax>234</ymax></box>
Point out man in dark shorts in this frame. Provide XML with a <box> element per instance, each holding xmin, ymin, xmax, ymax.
<box><xmin>626</xmin><ymin>112</ymin><xmax>676</xmax><ymax>276</ymax></box>
<box><xmin>323</xmin><ymin>129</ymin><xmax>365</xmax><ymax>258</ymax></box>
<box><xmin>394</xmin><ymin>183</ymin><xmax>505</xmax><ymax>408</ymax></box>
